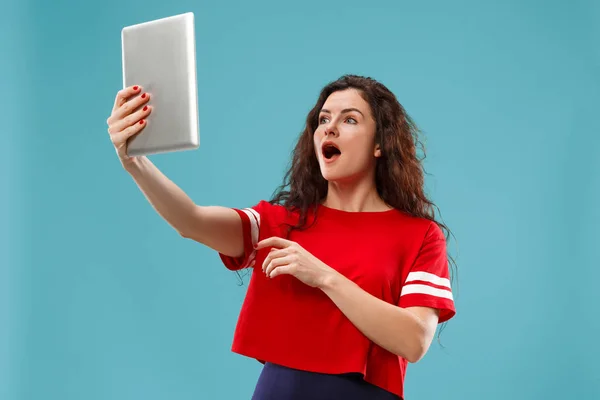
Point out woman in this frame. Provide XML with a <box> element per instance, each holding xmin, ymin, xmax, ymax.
<box><xmin>106</xmin><ymin>75</ymin><xmax>456</xmax><ymax>400</ymax></box>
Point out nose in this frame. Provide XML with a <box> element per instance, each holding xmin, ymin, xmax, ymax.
<box><xmin>324</xmin><ymin>123</ymin><xmax>338</xmax><ymax>137</ymax></box>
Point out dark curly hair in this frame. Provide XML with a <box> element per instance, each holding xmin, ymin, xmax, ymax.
<box><xmin>269</xmin><ymin>74</ymin><xmax>457</xmax><ymax>340</ymax></box>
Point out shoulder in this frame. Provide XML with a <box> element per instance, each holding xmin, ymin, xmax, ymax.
<box><xmin>247</xmin><ymin>200</ymin><xmax>298</xmax><ymax>229</ymax></box>
<box><xmin>392</xmin><ymin>210</ymin><xmax>444</xmax><ymax>235</ymax></box>
<box><xmin>386</xmin><ymin>211</ymin><xmax>447</xmax><ymax>250</ymax></box>
<box><xmin>421</xmin><ymin>218</ymin><xmax>446</xmax><ymax>242</ymax></box>
<box><xmin>251</xmin><ymin>200</ymin><xmax>288</xmax><ymax>217</ymax></box>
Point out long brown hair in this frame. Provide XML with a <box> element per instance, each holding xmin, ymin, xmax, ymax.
<box><xmin>270</xmin><ymin>75</ymin><xmax>457</xmax><ymax>338</ymax></box>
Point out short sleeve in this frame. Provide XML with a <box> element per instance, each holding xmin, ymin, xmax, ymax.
<box><xmin>398</xmin><ymin>222</ymin><xmax>456</xmax><ymax>323</ymax></box>
<box><xmin>218</xmin><ymin>200</ymin><xmax>269</xmax><ymax>271</ymax></box>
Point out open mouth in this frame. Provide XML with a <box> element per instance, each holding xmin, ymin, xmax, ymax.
<box><xmin>322</xmin><ymin>142</ymin><xmax>341</xmax><ymax>160</ymax></box>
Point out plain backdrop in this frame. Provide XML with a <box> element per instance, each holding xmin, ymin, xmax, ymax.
<box><xmin>2</xmin><ymin>0</ymin><xmax>599</xmax><ymax>399</ymax></box>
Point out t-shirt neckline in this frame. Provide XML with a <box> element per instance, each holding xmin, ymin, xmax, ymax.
<box><xmin>317</xmin><ymin>203</ymin><xmax>398</xmax><ymax>219</ymax></box>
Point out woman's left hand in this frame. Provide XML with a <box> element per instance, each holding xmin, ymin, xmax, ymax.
<box><xmin>256</xmin><ymin>237</ymin><xmax>337</xmax><ymax>288</ymax></box>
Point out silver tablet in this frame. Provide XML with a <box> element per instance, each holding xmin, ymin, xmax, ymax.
<box><xmin>121</xmin><ymin>12</ymin><xmax>199</xmax><ymax>157</ymax></box>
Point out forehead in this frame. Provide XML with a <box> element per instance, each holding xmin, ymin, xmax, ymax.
<box><xmin>321</xmin><ymin>88</ymin><xmax>370</xmax><ymax>113</ymax></box>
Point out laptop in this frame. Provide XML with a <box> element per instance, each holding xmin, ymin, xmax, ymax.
<box><xmin>121</xmin><ymin>12</ymin><xmax>199</xmax><ymax>156</ymax></box>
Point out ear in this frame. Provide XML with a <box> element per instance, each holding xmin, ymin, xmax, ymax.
<box><xmin>374</xmin><ymin>143</ymin><xmax>382</xmax><ymax>158</ymax></box>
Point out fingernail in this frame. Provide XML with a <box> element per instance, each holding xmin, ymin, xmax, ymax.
<box><xmin>141</xmin><ymin>93</ymin><xmax>146</xmax><ymax>98</ymax></box>
<box><xmin>133</xmin><ymin>86</ymin><xmax>139</xmax><ymax>91</ymax></box>
<box><xmin>139</xmin><ymin>120</ymin><xmax>144</xmax><ymax>124</ymax></box>
<box><xmin>143</xmin><ymin>106</ymin><xmax>148</xmax><ymax>111</ymax></box>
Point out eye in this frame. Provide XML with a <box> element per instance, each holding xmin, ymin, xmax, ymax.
<box><xmin>319</xmin><ymin>116</ymin><xmax>330</xmax><ymax>124</ymax></box>
<box><xmin>346</xmin><ymin>117</ymin><xmax>357</xmax><ymax>124</ymax></box>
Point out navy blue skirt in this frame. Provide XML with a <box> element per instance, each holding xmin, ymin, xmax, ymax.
<box><xmin>251</xmin><ymin>362</ymin><xmax>401</xmax><ymax>400</ymax></box>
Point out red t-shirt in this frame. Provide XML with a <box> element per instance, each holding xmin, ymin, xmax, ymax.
<box><xmin>219</xmin><ymin>200</ymin><xmax>456</xmax><ymax>399</ymax></box>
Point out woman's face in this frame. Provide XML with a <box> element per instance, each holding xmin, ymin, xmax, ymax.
<box><xmin>313</xmin><ymin>88</ymin><xmax>381</xmax><ymax>183</ymax></box>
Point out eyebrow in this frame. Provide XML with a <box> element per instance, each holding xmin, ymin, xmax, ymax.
<box><xmin>320</xmin><ymin>108</ymin><xmax>365</xmax><ymax>117</ymax></box>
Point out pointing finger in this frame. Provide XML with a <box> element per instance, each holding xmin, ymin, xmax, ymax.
<box><xmin>256</xmin><ymin>237</ymin><xmax>293</xmax><ymax>250</ymax></box>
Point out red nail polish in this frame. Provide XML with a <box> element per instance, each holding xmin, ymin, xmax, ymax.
<box><xmin>133</xmin><ymin>86</ymin><xmax>139</xmax><ymax>91</ymax></box>
<box><xmin>143</xmin><ymin>106</ymin><xmax>148</xmax><ymax>111</ymax></box>
<box><xmin>141</xmin><ymin>93</ymin><xmax>146</xmax><ymax>98</ymax></box>
<box><xmin>139</xmin><ymin>120</ymin><xmax>144</xmax><ymax>124</ymax></box>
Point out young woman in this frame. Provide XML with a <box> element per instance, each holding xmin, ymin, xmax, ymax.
<box><xmin>106</xmin><ymin>75</ymin><xmax>456</xmax><ymax>400</ymax></box>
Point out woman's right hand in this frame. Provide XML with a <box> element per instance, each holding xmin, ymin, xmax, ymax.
<box><xmin>106</xmin><ymin>85</ymin><xmax>152</xmax><ymax>167</ymax></box>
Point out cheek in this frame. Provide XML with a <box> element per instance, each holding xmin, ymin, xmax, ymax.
<box><xmin>313</xmin><ymin>129</ymin><xmax>324</xmax><ymax>154</ymax></box>
<box><xmin>346</xmin><ymin>138</ymin><xmax>375</xmax><ymax>160</ymax></box>
<box><xmin>313</xmin><ymin>127</ymin><xmax>324</xmax><ymax>140</ymax></box>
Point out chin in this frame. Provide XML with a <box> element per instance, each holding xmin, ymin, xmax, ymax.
<box><xmin>320</xmin><ymin>172</ymin><xmax>337</xmax><ymax>182</ymax></box>
<box><xmin>319</xmin><ymin>166</ymin><xmax>351</xmax><ymax>183</ymax></box>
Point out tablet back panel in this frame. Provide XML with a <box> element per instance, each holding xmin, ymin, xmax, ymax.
<box><xmin>121</xmin><ymin>12</ymin><xmax>199</xmax><ymax>156</ymax></box>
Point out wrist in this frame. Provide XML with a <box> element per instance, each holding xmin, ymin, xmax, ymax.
<box><xmin>122</xmin><ymin>156</ymin><xmax>143</xmax><ymax>174</ymax></box>
<box><xmin>319</xmin><ymin>268</ymin><xmax>344</xmax><ymax>292</ymax></box>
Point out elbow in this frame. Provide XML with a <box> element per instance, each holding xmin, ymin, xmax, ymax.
<box><xmin>177</xmin><ymin>216</ymin><xmax>202</xmax><ymax>240</ymax></box>
<box><xmin>179</xmin><ymin>228</ymin><xmax>200</xmax><ymax>241</ymax></box>
<box><xmin>177</xmin><ymin>206</ymin><xmax>204</xmax><ymax>240</ymax></box>
<box><xmin>396</xmin><ymin>307</ymin><xmax>439</xmax><ymax>363</ymax></box>
<box><xmin>405</xmin><ymin>342</ymin><xmax>427</xmax><ymax>363</ymax></box>
<box><xmin>177</xmin><ymin>223</ymin><xmax>199</xmax><ymax>240</ymax></box>
<box><xmin>403</xmin><ymin>327</ymin><xmax>430</xmax><ymax>363</ymax></box>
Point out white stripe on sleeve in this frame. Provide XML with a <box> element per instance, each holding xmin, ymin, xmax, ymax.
<box><xmin>400</xmin><ymin>284</ymin><xmax>454</xmax><ymax>301</ymax></box>
<box><xmin>242</xmin><ymin>208</ymin><xmax>260</xmax><ymax>247</ymax></box>
<box><xmin>241</xmin><ymin>208</ymin><xmax>260</xmax><ymax>268</ymax></box>
<box><xmin>405</xmin><ymin>271</ymin><xmax>451</xmax><ymax>289</ymax></box>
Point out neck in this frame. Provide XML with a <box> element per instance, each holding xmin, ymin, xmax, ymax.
<box><xmin>322</xmin><ymin>173</ymin><xmax>390</xmax><ymax>213</ymax></box>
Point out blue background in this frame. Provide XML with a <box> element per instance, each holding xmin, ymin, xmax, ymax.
<box><xmin>2</xmin><ymin>0</ymin><xmax>599</xmax><ymax>399</ymax></box>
